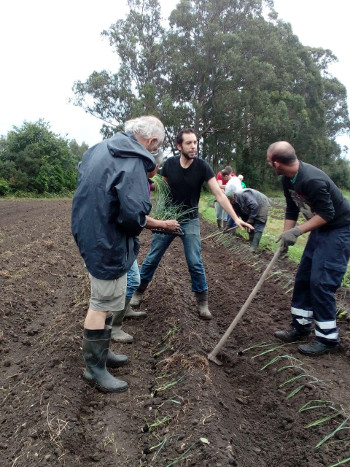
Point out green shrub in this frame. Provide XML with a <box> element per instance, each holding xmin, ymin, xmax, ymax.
<box><xmin>0</xmin><ymin>178</ymin><xmax>10</xmax><ymax>196</ymax></box>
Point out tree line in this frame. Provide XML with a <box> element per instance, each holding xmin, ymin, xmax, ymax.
<box><xmin>72</xmin><ymin>0</ymin><xmax>350</xmax><ymax>189</ymax></box>
<box><xmin>1</xmin><ymin>0</ymin><xmax>350</xmax><ymax>196</ymax></box>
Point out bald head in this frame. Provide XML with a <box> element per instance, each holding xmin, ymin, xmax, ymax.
<box><xmin>267</xmin><ymin>141</ymin><xmax>297</xmax><ymax>165</ymax></box>
<box><xmin>267</xmin><ymin>141</ymin><xmax>299</xmax><ymax>176</ymax></box>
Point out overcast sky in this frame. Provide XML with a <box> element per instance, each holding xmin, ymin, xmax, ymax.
<box><xmin>1</xmin><ymin>0</ymin><xmax>349</xmax><ymax>154</ymax></box>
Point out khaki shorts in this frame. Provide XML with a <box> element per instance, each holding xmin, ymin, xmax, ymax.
<box><xmin>89</xmin><ymin>273</ymin><xmax>127</xmax><ymax>312</ymax></box>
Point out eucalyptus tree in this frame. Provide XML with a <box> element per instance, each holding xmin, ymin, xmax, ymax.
<box><xmin>164</xmin><ymin>0</ymin><xmax>349</xmax><ymax>184</ymax></box>
<box><xmin>72</xmin><ymin>0</ymin><xmax>167</xmax><ymax>138</ymax></box>
<box><xmin>72</xmin><ymin>0</ymin><xmax>350</xmax><ymax>187</ymax></box>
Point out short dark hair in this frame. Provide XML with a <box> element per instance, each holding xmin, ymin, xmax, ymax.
<box><xmin>221</xmin><ymin>168</ymin><xmax>231</xmax><ymax>177</ymax></box>
<box><xmin>176</xmin><ymin>128</ymin><xmax>196</xmax><ymax>146</ymax></box>
<box><xmin>267</xmin><ymin>142</ymin><xmax>297</xmax><ymax>165</ymax></box>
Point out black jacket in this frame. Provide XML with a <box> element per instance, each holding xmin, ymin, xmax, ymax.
<box><xmin>283</xmin><ymin>161</ymin><xmax>350</xmax><ymax>230</ymax></box>
<box><xmin>71</xmin><ymin>131</ymin><xmax>155</xmax><ymax>280</ymax></box>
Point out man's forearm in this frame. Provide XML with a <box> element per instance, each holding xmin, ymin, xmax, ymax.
<box><xmin>145</xmin><ymin>216</ymin><xmax>179</xmax><ymax>231</ymax></box>
<box><xmin>284</xmin><ymin>215</ymin><xmax>327</xmax><ymax>234</ymax></box>
<box><xmin>297</xmin><ymin>215</ymin><xmax>327</xmax><ymax>234</ymax></box>
<box><xmin>284</xmin><ymin>219</ymin><xmax>297</xmax><ymax>231</ymax></box>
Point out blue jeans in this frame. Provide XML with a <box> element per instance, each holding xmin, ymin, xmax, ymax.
<box><xmin>126</xmin><ymin>259</ymin><xmax>140</xmax><ymax>299</ymax></box>
<box><xmin>291</xmin><ymin>225</ymin><xmax>350</xmax><ymax>344</ymax></box>
<box><xmin>139</xmin><ymin>217</ymin><xmax>208</xmax><ymax>293</ymax></box>
<box><xmin>226</xmin><ymin>215</ymin><xmax>236</xmax><ymax>229</ymax></box>
<box><xmin>214</xmin><ymin>201</ymin><xmax>227</xmax><ymax>221</ymax></box>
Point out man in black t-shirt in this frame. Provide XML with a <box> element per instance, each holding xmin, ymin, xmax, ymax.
<box><xmin>267</xmin><ymin>141</ymin><xmax>350</xmax><ymax>356</ymax></box>
<box><xmin>131</xmin><ymin>128</ymin><xmax>253</xmax><ymax>320</ymax></box>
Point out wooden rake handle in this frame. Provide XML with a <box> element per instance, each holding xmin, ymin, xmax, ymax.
<box><xmin>208</xmin><ymin>246</ymin><xmax>282</xmax><ymax>365</ymax></box>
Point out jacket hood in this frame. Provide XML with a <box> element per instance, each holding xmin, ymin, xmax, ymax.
<box><xmin>107</xmin><ymin>131</ymin><xmax>156</xmax><ymax>173</ymax></box>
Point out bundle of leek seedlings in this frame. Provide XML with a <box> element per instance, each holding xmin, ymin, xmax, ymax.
<box><xmin>149</xmin><ymin>174</ymin><xmax>195</xmax><ymax>236</ymax></box>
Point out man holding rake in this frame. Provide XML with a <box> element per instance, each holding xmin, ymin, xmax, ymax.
<box><xmin>267</xmin><ymin>141</ymin><xmax>350</xmax><ymax>356</ymax></box>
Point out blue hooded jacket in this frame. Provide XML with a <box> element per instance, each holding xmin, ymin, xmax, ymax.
<box><xmin>71</xmin><ymin>131</ymin><xmax>156</xmax><ymax>280</ymax></box>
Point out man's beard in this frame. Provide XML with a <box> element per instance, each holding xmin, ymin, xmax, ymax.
<box><xmin>182</xmin><ymin>150</ymin><xmax>196</xmax><ymax>160</ymax></box>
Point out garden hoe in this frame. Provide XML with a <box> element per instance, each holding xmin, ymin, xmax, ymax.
<box><xmin>208</xmin><ymin>246</ymin><xmax>282</xmax><ymax>366</ymax></box>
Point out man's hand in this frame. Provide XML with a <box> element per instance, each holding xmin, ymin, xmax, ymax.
<box><xmin>277</xmin><ymin>227</ymin><xmax>301</xmax><ymax>251</ymax></box>
<box><xmin>161</xmin><ymin>219</ymin><xmax>180</xmax><ymax>231</ymax></box>
<box><xmin>236</xmin><ymin>219</ymin><xmax>255</xmax><ymax>232</ymax></box>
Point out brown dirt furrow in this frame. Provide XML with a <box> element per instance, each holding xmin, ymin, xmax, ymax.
<box><xmin>0</xmin><ymin>199</ymin><xmax>350</xmax><ymax>466</ymax></box>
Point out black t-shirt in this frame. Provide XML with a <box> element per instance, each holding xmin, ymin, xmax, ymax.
<box><xmin>162</xmin><ymin>156</ymin><xmax>215</xmax><ymax>218</ymax></box>
<box><xmin>282</xmin><ymin>161</ymin><xmax>350</xmax><ymax>230</ymax></box>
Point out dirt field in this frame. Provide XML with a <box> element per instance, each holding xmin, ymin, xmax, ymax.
<box><xmin>1</xmin><ymin>199</ymin><xmax>350</xmax><ymax>467</ymax></box>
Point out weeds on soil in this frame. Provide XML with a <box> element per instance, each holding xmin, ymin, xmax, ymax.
<box><xmin>244</xmin><ymin>342</ymin><xmax>350</xmax><ymax>465</ymax></box>
<box><xmin>143</xmin><ymin>323</ymin><xmax>212</xmax><ymax>465</ymax></box>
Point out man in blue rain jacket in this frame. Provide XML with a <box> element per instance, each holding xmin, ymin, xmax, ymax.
<box><xmin>72</xmin><ymin>115</ymin><xmax>165</xmax><ymax>393</ymax></box>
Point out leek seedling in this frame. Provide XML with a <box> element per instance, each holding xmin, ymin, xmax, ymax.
<box><xmin>150</xmin><ymin>174</ymin><xmax>196</xmax><ymax>222</ymax></box>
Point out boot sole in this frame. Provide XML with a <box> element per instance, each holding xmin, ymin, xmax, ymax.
<box><xmin>83</xmin><ymin>375</ymin><xmax>128</xmax><ymax>393</ymax></box>
<box><xmin>124</xmin><ymin>314</ymin><xmax>147</xmax><ymax>320</ymax></box>
<box><xmin>199</xmin><ymin>314</ymin><xmax>212</xmax><ymax>320</ymax></box>
<box><xmin>111</xmin><ymin>336</ymin><xmax>134</xmax><ymax>343</ymax></box>
<box><xmin>298</xmin><ymin>345</ymin><xmax>340</xmax><ymax>356</ymax></box>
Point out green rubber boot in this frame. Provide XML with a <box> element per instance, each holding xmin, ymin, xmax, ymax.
<box><xmin>105</xmin><ymin>314</ymin><xmax>128</xmax><ymax>367</ymax></box>
<box><xmin>82</xmin><ymin>328</ymin><xmax>128</xmax><ymax>393</ymax></box>
<box><xmin>124</xmin><ymin>298</ymin><xmax>147</xmax><ymax>320</ymax></box>
<box><xmin>195</xmin><ymin>290</ymin><xmax>212</xmax><ymax>320</ymax></box>
<box><xmin>111</xmin><ymin>307</ymin><xmax>134</xmax><ymax>343</ymax></box>
<box><xmin>249</xmin><ymin>231</ymin><xmax>263</xmax><ymax>252</ymax></box>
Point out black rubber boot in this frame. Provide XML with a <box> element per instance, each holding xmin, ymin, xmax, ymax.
<box><xmin>274</xmin><ymin>326</ymin><xmax>310</xmax><ymax>343</ymax></box>
<box><xmin>105</xmin><ymin>314</ymin><xmax>128</xmax><ymax>367</ymax></box>
<box><xmin>250</xmin><ymin>231</ymin><xmax>263</xmax><ymax>252</ymax></box>
<box><xmin>217</xmin><ymin>219</ymin><xmax>223</xmax><ymax>230</ymax></box>
<box><xmin>82</xmin><ymin>328</ymin><xmax>128</xmax><ymax>393</ymax></box>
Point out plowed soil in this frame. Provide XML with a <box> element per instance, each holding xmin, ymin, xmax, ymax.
<box><xmin>1</xmin><ymin>199</ymin><xmax>350</xmax><ymax>467</ymax></box>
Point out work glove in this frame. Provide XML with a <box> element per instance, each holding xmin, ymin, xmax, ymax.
<box><xmin>276</xmin><ymin>227</ymin><xmax>301</xmax><ymax>252</ymax></box>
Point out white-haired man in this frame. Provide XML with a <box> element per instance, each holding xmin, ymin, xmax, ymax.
<box><xmin>72</xmin><ymin>116</ymin><xmax>172</xmax><ymax>393</ymax></box>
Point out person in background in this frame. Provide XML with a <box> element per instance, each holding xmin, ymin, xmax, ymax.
<box><xmin>267</xmin><ymin>141</ymin><xmax>350</xmax><ymax>356</ymax></box>
<box><xmin>72</xmin><ymin>115</ymin><xmax>174</xmax><ymax>393</ymax></box>
<box><xmin>131</xmin><ymin>128</ymin><xmax>253</xmax><ymax>320</ymax></box>
<box><xmin>223</xmin><ymin>174</ymin><xmax>244</xmax><ymax>234</ymax></box>
<box><xmin>215</xmin><ymin>166</ymin><xmax>233</xmax><ymax>229</ymax></box>
<box><xmin>238</xmin><ymin>174</ymin><xmax>247</xmax><ymax>188</ymax></box>
<box><xmin>225</xmin><ymin>184</ymin><xmax>271</xmax><ymax>251</ymax></box>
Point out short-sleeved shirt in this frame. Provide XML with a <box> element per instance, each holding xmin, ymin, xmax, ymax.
<box><xmin>162</xmin><ymin>156</ymin><xmax>215</xmax><ymax>219</ymax></box>
<box><xmin>217</xmin><ymin>171</ymin><xmax>236</xmax><ymax>185</ymax></box>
